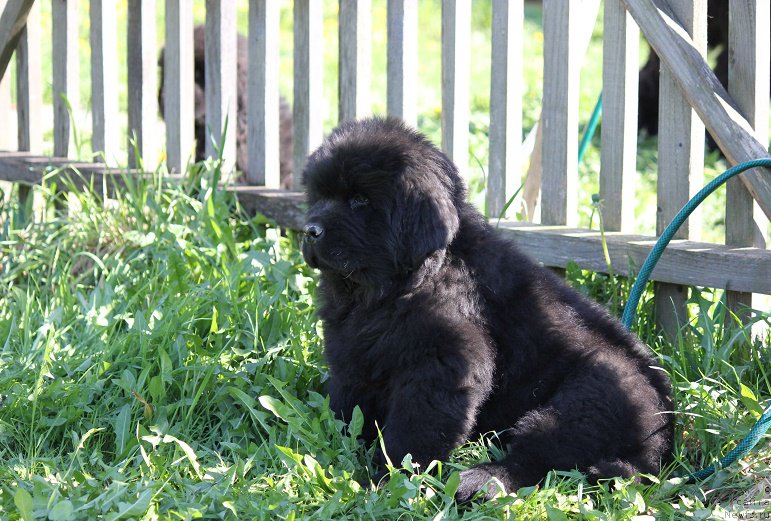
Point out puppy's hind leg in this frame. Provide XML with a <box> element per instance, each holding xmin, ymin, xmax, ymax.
<box><xmin>455</xmin><ymin>406</ymin><xmax>565</xmax><ymax>502</ymax></box>
<box><xmin>455</xmin><ymin>363</ymin><xmax>671</xmax><ymax>502</ymax></box>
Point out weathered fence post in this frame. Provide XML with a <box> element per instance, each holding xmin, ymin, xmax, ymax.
<box><xmin>205</xmin><ymin>0</ymin><xmax>237</xmax><ymax>175</ymax></box>
<box><xmin>441</xmin><ymin>0</ymin><xmax>470</xmax><ymax>177</ymax></box>
<box><xmin>487</xmin><ymin>0</ymin><xmax>523</xmax><ymax>219</ymax></box>
<box><xmin>0</xmin><ymin>0</ymin><xmax>12</xmax><ymax>150</ymax></box>
<box><xmin>339</xmin><ymin>0</ymin><xmax>371</xmax><ymax>123</ymax></box>
<box><xmin>654</xmin><ymin>0</ymin><xmax>706</xmax><ymax>338</ymax></box>
<box><xmin>248</xmin><ymin>0</ymin><xmax>280</xmax><ymax>187</ymax></box>
<box><xmin>15</xmin><ymin>0</ymin><xmax>39</xmax><ymax>153</ymax></box>
<box><xmin>127</xmin><ymin>0</ymin><xmax>157</xmax><ymax>168</ymax></box>
<box><xmin>164</xmin><ymin>0</ymin><xmax>194</xmax><ymax>174</ymax></box>
<box><xmin>52</xmin><ymin>0</ymin><xmax>78</xmax><ymax>159</ymax></box>
<box><xmin>542</xmin><ymin>0</ymin><xmax>598</xmax><ymax>227</ymax></box>
<box><xmin>293</xmin><ymin>0</ymin><xmax>323</xmax><ymax>185</ymax></box>
<box><xmin>725</xmin><ymin>0</ymin><xmax>770</xmax><ymax>326</ymax></box>
<box><xmin>91</xmin><ymin>0</ymin><xmax>120</xmax><ymax>163</ymax></box>
<box><xmin>387</xmin><ymin>0</ymin><xmax>417</xmax><ymax>127</ymax></box>
<box><xmin>14</xmin><ymin>0</ymin><xmax>39</xmax><ymax>219</ymax></box>
<box><xmin>600</xmin><ymin>0</ymin><xmax>638</xmax><ymax>232</ymax></box>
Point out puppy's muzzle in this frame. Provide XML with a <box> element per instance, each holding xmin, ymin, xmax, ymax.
<box><xmin>303</xmin><ymin>222</ymin><xmax>325</xmax><ymax>241</ymax></box>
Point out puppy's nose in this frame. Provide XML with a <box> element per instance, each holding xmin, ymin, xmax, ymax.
<box><xmin>303</xmin><ymin>223</ymin><xmax>325</xmax><ymax>241</ymax></box>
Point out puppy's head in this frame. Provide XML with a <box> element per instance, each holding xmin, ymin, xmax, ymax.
<box><xmin>301</xmin><ymin>118</ymin><xmax>464</xmax><ymax>288</ymax></box>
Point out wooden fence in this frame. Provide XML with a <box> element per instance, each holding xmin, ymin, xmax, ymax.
<box><xmin>0</xmin><ymin>0</ymin><xmax>769</xmax><ymax>337</ymax></box>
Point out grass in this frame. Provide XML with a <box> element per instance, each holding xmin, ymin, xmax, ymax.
<box><xmin>0</xmin><ymin>160</ymin><xmax>769</xmax><ymax>520</ymax></box>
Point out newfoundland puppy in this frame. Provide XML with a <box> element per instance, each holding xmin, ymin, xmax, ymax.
<box><xmin>301</xmin><ymin>118</ymin><xmax>673</xmax><ymax>501</ymax></box>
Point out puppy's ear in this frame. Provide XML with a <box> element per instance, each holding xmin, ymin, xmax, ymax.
<box><xmin>395</xmin><ymin>178</ymin><xmax>460</xmax><ymax>270</ymax></box>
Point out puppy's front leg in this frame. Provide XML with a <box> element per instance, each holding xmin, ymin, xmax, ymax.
<box><xmin>377</xmin><ymin>364</ymin><xmax>490</xmax><ymax>470</ymax></box>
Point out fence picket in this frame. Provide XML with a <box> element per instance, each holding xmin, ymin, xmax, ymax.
<box><xmin>15</xmin><ymin>0</ymin><xmax>39</xmax><ymax>153</ymax></box>
<box><xmin>127</xmin><ymin>0</ymin><xmax>157</xmax><ymax>168</ymax></box>
<box><xmin>655</xmin><ymin>0</ymin><xmax>707</xmax><ymax>337</ymax></box>
<box><xmin>0</xmin><ymin>0</ymin><xmax>11</xmax><ymax>150</ymax></box>
<box><xmin>487</xmin><ymin>0</ymin><xmax>523</xmax><ymax>219</ymax></box>
<box><xmin>164</xmin><ymin>0</ymin><xmax>194</xmax><ymax>173</ymax></box>
<box><xmin>339</xmin><ymin>0</ymin><xmax>371</xmax><ymax>123</ymax></box>
<box><xmin>386</xmin><ymin>0</ymin><xmax>417</xmax><ymax>126</ymax></box>
<box><xmin>441</xmin><ymin>0</ymin><xmax>470</xmax><ymax>177</ymax></box>
<box><xmin>293</xmin><ymin>0</ymin><xmax>323</xmax><ymax>184</ymax></box>
<box><xmin>600</xmin><ymin>0</ymin><xmax>638</xmax><ymax>232</ymax></box>
<box><xmin>90</xmin><ymin>0</ymin><xmax>119</xmax><ymax>163</ymax></box>
<box><xmin>247</xmin><ymin>0</ymin><xmax>280</xmax><ymax>187</ymax></box>
<box><xmin>204</xmin><ymin>0</ymin><xmax>237</xmax><ymax>174</ymax></box>
<box><xmin>725</xmin><ymin>0</ymin><xmax>770</xmax><ymax>324</ymax></box>
<box><xmin>52</xmin><ymin>0</ymin><xmax>78</xmax><ymax>159</ymax></box>
<box><xmin>541</xmin><ymin>0</ymin><xmax>584</xmax><ymax>226</ymax></box>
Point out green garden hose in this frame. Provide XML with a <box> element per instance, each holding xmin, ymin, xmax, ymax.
<box><xmin>578</xmin><ymin>94</ymin><xmax>603</xmax><ymax>164</ymax></box>
<box><xmin>620</xmin><ymin>157</ymin><xmax>771</xmax><ymax>481</ymax></box>
<box><xmin>577</xmin><ymin>96</ymin><xmax>771</xmax><ymax>481</ymax></box>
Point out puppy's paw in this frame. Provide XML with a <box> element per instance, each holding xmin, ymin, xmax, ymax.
<box><xmin>454</xmin><ymin>465</ymin><xmax>509</xmax><ymax>503</ymax></box>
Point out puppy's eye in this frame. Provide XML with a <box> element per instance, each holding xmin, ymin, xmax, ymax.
<box><xmin>349</xmin><ymin>195</ymin><xmax>369</xmax><ymax>209</ymax></box>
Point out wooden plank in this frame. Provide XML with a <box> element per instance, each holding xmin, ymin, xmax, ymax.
<box><xmin>164</xmin><ymin>0</ymin><xmax>194</xmax><ymax>173</ymax></box>
<box><xmin>496</xmin><ymin>223</ymin><xmax>771</xmax><ymax>295</ymax></box>
<box><xmin>441</xmin><ymin>0</ymin><xmax>471</xmax><ymax>176</ymax></box>
<box><xmin>127</xmin><ymin>0</ymin><xmax>157</xmax><ymax>168</ymax></box>
<box><xmin>204</xmin><ymin>0</ymin><xmax>237</xmax><ymax>174</ymax></box>
<box><xmin>0</xmin><ymin>0</ymin><xmax>33</xmax><ymax>79</ymax></box>
<box><xmin>541</xmin><ymin>0</ymin><xmax>581</xmax><ymax>226</ymax></box>
<box><xmin>654</xmin><ymin>0</ymin><xmax>706</xmax><ymax>337</ymax></box>
<box><xmin>0</xmin><ymin>151</ymin><xmax>146</xmax><ymax>189</ymax></box>
<box><xmin>293</xmin><ymin>0</ymin><xmax>323</xmax><ymax>185</ymax></box>
<box><xmin>90</xmin><ymin>0</ymin><xmax>120</xmax><ymax>163</ymax></box>
<box><xmin>487</xmin><ymin>0</ymin><xmax>523</xmax><ymax>219</ymax></box>
<box><xmin>725</xmin><ymin>0</ymin><xmax>770</xmax><ymax>322</ymax></box>
<box><xmin>339</xmin><ymin>0</ymin><xmax>371</xmax><ymax>123</ymax></box>
<box><xmin>52</xmin><ymin>0</ymin><xmax>78</xmax><ymax>159</ymax></box>
<box><xmin>600</xmin><ymin>0</ymin><xmax>638</xmax><ymax>232</ymax></box>
<box><xmin>621</xmin><ymin>0</ymin><xmax>771</xmax><ymax>221</ymax></box>
<box><xmin>228</xmin><ymin>185</ymin><xmax>306</xmax><ymax>230</ymax></box>
<box><xmin>386</xmin><ymin>0</ymin><xmax>417</xmax><ymax>126</ymax></box>
<box><xmin>248</xmin><ymin>0</ymin><xmax>280</xmax><ymax>187</ymax></box>
<box><xmin>15</xmin><ymin>0</ymin><xmax>40</xmax><ymax>153</ymax></box>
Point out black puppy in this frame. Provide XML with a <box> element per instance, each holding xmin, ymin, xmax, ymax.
<box><xmin>302</xmin><ymin>118</ymin><xmax>673</xmax><ymax>501</ymax></box>
<box><xmin>158</xmin><ymin>25</ymin><xmax>293</xmax><ymax>187</ymax></box>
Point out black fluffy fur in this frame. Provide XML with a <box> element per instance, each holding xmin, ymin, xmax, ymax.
<box><xmin>301</xmin><ymin>118</ymin><xmax>673</xmax><ymax>501</ymax></box>
<box><xmin>158</xmin><ymin>26</ymin><xmax>293</xmax><ymax>188</ymax></box>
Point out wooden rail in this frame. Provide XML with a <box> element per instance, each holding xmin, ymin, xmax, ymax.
<box><xmin>0</xmin><ymin>0</ymin><xmax>769</xmax><ymax>336</ymax></box>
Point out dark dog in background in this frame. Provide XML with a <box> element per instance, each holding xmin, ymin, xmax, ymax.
<box><xmin>158</xmin><ymin>26</ymin><xmax>293</xmax><ymax>188</ymax></box>
<box><xmin>301</xmin><ymin>118</ymin><xmax>673</xmax><ymax>501</ymax></box>
<box><xmin>638</xmin><ymin>0</ymin><xmax>770</xmax><ymax>141</ymax></box>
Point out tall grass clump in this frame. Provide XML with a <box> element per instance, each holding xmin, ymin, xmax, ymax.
<box><xmin>0</xmin><ymin>160</ymin><xmax>769</xmax><ymax>519</ymax></box>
